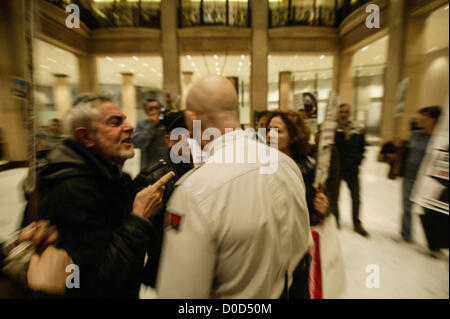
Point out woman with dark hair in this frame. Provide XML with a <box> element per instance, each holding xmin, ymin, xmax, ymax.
<box><xmin>266</xmin><ymin>111</ymin><xmax>328</xmax><ymax>299</ymax></box>
<box><xmin>267</xmin><ymin>111</ymin><xmax>328</xmax><ymax>226</ymax></box>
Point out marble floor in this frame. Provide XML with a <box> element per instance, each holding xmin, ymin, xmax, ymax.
<box><xmin>0</xmin><ymin>146</ymin><xmax>448</xmax><ymax>299</ymax></box>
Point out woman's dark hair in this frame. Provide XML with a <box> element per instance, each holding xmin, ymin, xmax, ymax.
<box><xmin>419</xmin><ymin>106</ymin><xmax>442</xmax><ymax>120</ymax></box>
<box><xmin>267</xmin><ymin>111</ymin><xmax>311</xmax><ymax>161</ymax></box>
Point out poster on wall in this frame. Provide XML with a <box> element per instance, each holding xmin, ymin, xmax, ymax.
<box><xmin>12</xmin><ymin>77</ymin><xmax>29</xmax><ymax>100</ymax></box>
<box><xmin>293</xmin><ymin>93</ymin><xmax>303</xmax><ymax>111</ymax></box>
<box><xmin>295</xmin><ymin>92</ymin><xmax>319</xmax><ymax>136</ymax></box>
<box><xmin>394</xmin><ymin>78</ymin><xmax>409</xmax><ymax>117</ymax></box>
<box><xmin>314</xmin><ymin>91</ymin><xmax>339</xmax><ymax>188</ymax></box>
<box><xmin>411</xmin><ymin>99</ymin><xmax>449</xmax><ymax>215</ymax></box>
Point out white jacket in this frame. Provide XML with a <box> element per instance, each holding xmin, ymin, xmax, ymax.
<box><xmin>157</xmin><ymin>129</ymin><xmax>311</xmax><ymax>298</ymax></box>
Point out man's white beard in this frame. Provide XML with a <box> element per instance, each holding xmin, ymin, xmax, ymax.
<box><xmin>95</xmin><ymin>134</ymin><xmax>135</xmax><ymax>165</ymax></box>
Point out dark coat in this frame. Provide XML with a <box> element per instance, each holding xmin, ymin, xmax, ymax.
<box><xmin>134</xmin><ymin>151</ymin><xmax>193</xmax><ymax>288</ymax></box>
<box><xmin>25</xmin><ymin>139</ymin><xmax>152</xmax><ymax>298</ymax></box>
<box><xmin>296</xmin><ymin>156</ymin><xmax>325</xmax><ymax>226</ymax></box>
<box><xmin>335</xmin><ymin>124</ymin><xmax>366</xmax><ymax>176</ymax></box>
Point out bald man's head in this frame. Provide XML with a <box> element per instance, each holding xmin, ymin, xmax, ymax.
<box><xmin>186</xmin><ymin>76</ymin><xmax>239</xmax><ymax>126</ymax></box>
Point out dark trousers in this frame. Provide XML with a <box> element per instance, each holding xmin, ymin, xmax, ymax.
<box><xmin>280</xmin><ymin>253</ymin><xmax>311</xmax><ymax>299</ymax></box>
<box><xmin>329</xmin><ymin>170</ymin><xmax>362</xmax><ymax>228</ymax></box>
<box><xmin>401</xmin><ymin>176</ymin><xmax>415</xmax><ymax>241</ymax></box>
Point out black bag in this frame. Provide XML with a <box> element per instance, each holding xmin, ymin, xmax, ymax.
<box><xmin>420</xmin><ymin>210</ymin><xmax>449</xmax><ymax>250</ymax></box>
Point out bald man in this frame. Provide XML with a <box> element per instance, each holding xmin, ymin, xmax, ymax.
<box><xmin>156</xmin><ymin>76</ymin><xmax>312</xmax><ymax>299</ymax></box>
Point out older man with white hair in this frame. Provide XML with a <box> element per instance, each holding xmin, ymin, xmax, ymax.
<box><xmin>22</xmin><ymin>93</ymin><xmax>173</xmax><ymax>298</ymax></box>
<box><xmin>156</xmin><ymin>76</ymin><xmax>312</xmax><ymax>299</ymax></box>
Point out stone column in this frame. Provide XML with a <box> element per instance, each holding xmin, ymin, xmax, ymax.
<box><xmin>161</xmin><ymin>0</ymin><xmax>181</xmax><ymax>96</ymax></box>
<box><xmin>250</xmin><ymin>0</ymin><xmax>268</xmax><ymax>125</ymax></box>
<box><xmin>182</xmin><ymin>71</ymin><xmax>193</xmax><ymax>95</ymax></box>
<box><xmin>279</xmin><ymin>71</ymin><xmax>292</xmax><ymax>112</ymax></box>
<box><xmin>0</xmin><ymin>0</ymin><xmax>29</xmax><ymax>162</ymax></box>
<box><xmin>78</xmin><ymin>54</ymin><xmax>98</xmax><ymax>94</ymax></box>
<box><xmin>398</xmin><ymin>13</ymin><xmax>428</xmax><ymax>139</ymax></box>
<box><xmin>380</xmin><ymin>0</ymin><xmax>406</xmax><ymax>142</ymax></box>
<box><xmin>121</xmin><ymin>72</ymin><xmax>137</xmax><ymax>127</ymax></box>
<box><xmin>332</xmin><ymin>51</ymin><xmax>340</xmax><ymax>94</ymax></box>
<box><xmin>336</xmin><ymin>50</ymin><xmax>354</xmax><ymax>107</ymax></box>
<box><xmin>180</xmin><ymin>71</ymin><xmax>193</xmax><ymax>110</ymax></box>
<box><xmin>53</xmin><ymin>74</ymin><xmax>72</xmax><ymax>119</ymax></box>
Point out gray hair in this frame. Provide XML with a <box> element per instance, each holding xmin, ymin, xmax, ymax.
<box><xmin>62</xmin><ymin>93</ymin><xmax>114</xmax><ymax>139</ymax></box>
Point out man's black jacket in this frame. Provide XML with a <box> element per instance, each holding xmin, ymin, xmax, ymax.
<box><xmin>23</xmin><ymin>139</ymin><xmax>152</xmax><ymax>298</ymax></box>
<box><xmin>134</xmin><ymin>150</ymin><xmax>193</xmax><ymax>288</ymax></box>
<box><xmin>335</xmin><ymin>123</ymin><xmax>366</xmax><ymax>176</ymax></box>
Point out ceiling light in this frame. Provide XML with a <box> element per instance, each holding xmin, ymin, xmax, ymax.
<box><xmin>268</xmin><ymin>55</ymin><xmax>271</xmax><ymax>60</ymax></box>
<box><xmin>428</xmin><ymin>47</ymin><xmax>438</xmax><ymax>52</ymax></box>
<box><xmin>151</xmin><ymin>68</ymin><xmax>156</xmax><ymax>72</ymax></box>
<box><xmin>187</xmin><ymin>55</ymin><xmax>192</xmax><ymax>60</ymax></box>
<box><xmin>106</xmin><ymin>56</ymin><xmax>113</xmax><ymax>62</ymax></box>
<box><xmin>119</xmin><ymin>64</ymin><xmax>125</xmax><ymax>68</ymax></box>
<box><xmin>40</xmin><ymin>65</ymin><xmax>50</xmax><ymax>69</ymax></box>
<box><xmin>445</xmin><ymin>5</ymin><xmax>449</xmax><ymax>10</ymax></box>
<box><xmin>214</xmin><ymin>55</ymin><xmax>218</xmax><ymax>60</ymax></box>
<box><xmin>133</xmin><ymin>56</ymin><xmax>139</xmax><ymax>61</ymax></box>
<box><xmin>374</xmin><ymin>56</ymin><xmax>381</xmax><ymax>60</ymax></box>
<box><xmin>48</xmin><ymin>58</ymin><xmax>56</xmax><ymax>63</ymax></box>
<box><xmin>191</xmin><ymin>62</ymin><xmax>196</xmax><ymax>67</ymax></box>
<box><xmin>362</xmin><ymin>46</ymin><xmax>369</xmax><ymax>52</ymax></box>
<box><xmin>130</xmin><ymin>69</ymin><xmax>135</xmax><ymax>73</ymax></box>
<box><xmin>143</xmin><ymin>63</ymin><xmax>149</xmax><ymax>67</ymax></box>
<box><xmin>241</xmin><ymin>55</ymin><xmax>245</xmax><ymax>59</ymax></box>
<box><xmin>138</xmin><ymin>73</ymin><xmax>144</xmax><ymax>77</ymax></box>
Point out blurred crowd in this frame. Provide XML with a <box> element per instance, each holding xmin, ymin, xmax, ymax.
<box><xmin>0</xmin><ymin>75</ymin><xmax>447</xmax><ymax>298</ymax></box>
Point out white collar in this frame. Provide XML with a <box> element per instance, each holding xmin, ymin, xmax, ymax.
<box><xmin>201</xmin><ymin>129</ymin><xmax>246</xmax><ymax>162</ymax></box>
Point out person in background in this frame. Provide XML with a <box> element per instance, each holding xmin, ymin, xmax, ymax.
<box><xmin>256</xmin><ymin>111</ymin><xmax>272</xmax><ymax>143</ymax></box>
<box><xmin>400</xmin><ymin>106</ymin><xmax>442</xmax><ymax>244</ymax></box>
<box><xmin>133</xmin><ymin>99</ymin><xmax>169</xmax><ymax>170</ymax></box>
<box><xmin>333</xmin><ymin>104</ymin><xmax>369</xmax><ymax>237</ymax></box>
<box><xmin>267</xmin><ymin>111</ymin><xmax>329</xmax><ymax>227</ymax></box>
<box><xmin>36</xmin><ymin>119</ymin><xmax>63</xmax><ymax>152</ymax></box>
<box><xmin>135</xmin><ymin>110</ymin><xmax>194</xmax><ymax>288</ymax></box>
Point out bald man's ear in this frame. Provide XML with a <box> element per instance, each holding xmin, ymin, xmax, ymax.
<box><xmin>185</xmin><ymin>110</ymin><xmax>198</xmax><ymax>134</ymax></box>
<box><xmin>185</xmin><ymin>109</ymin><xmax>198</xmax><ymax>121</ymax></box>
<box><xmin>75</xmin><ymin>127</ymin><xmax>96</xmax><ymax>148</ymax></box>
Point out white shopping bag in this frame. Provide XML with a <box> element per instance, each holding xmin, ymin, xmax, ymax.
<box><xmin>309</xmin><ymin>215</ymin><xmax>346</xmax><ymax>299</ymax></box>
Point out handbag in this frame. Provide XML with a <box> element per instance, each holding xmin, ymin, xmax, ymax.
<box><xmin>0</xmin><ymin>230</ymin><xmax>35</xmax><ymax>298</ymax></box>
<box><xmin>309</xmin><ymin>215</ymin><xmax>346</xmax><ymax>299</ymax></box>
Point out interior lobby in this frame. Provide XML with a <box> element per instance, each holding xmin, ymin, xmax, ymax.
<box><xmin>0</xmin><ymin>0</ymin><xmax>448</xmax><ymax>299</ymax></box>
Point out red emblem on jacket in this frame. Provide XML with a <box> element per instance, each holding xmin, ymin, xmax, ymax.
<box><xmin>167</xmin><ymin>212</ymin><xmax>182</xmax><ymax>231</ymax></box>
